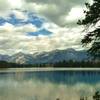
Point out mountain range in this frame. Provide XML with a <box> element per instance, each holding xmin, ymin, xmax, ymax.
<box><xmin>0</xmin><ymin>48</ymin><xmax>91</xmax><ymax>64</ymax></box>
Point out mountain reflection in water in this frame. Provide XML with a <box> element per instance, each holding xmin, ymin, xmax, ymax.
<box><xmin>0</xmin><ymin>70</ymin><xmax>100</xmax><ymax>100</ymax></box>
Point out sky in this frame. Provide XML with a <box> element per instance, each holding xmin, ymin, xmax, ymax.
<box><xmin>0</xmin><ymin>0</ymin><xmax>93</xmax><ymax>55</ymax></box>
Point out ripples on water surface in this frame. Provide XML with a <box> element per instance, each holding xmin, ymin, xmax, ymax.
<box><xmin>0</xmin><ymin>69</ymin><xmax>100</xmax><ymax>100</ymax></box>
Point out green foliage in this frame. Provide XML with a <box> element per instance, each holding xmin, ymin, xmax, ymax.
<box><xmin>77</xmin><ymin>0</ymin><xmax>100</xmax><ymax>58</ymax></box>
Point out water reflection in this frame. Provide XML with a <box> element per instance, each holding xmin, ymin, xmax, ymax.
<box><xmin>0</xmin><ymin>70</ymin><xmax>100</xmax><ymax>100</ymax></box>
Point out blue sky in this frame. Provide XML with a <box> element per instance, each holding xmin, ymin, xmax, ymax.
<box><xmin>0</xmin><ymin>0</ymin><xmax>93</xmax><ymax>55</ymax></box>
<box><xmin>0</xmin><ymin>11</ymin><xmax>51</xmax><ymax>36</ymax></box>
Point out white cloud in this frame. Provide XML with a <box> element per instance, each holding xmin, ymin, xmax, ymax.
<box><xmin>65</xmin><ymin>6</ymin><xmax>84</xmax><ymax>22</ymax></box>
<box><xmin>0</xmin><ymin>0</ymin><xmax>91</xmax><ymax>26</ymax></box>
<box><xmin>0</xmin><ymin>22</ymin><xmax>38</xmax><ymax>54</ymax></box>
<box><xmin>15</xmin><ymin>24</ymin><xmax>38</xmax><ymax>33</ymax></box>
<box><xmin>0</xmin><ymin>8</ymin><xmax>86</xmax><ymax>55</ymax></box>
<box><xmin>22</xmin><ymin>0</ymin><xmax>91</xmax><ymax>26</ymax></box>
<box><xmin>24</xmin><ymin>3</ymin><xmax>49</xmax><ymax>13</ymax></box>
<box><xmin>0</xmin><ymin>0</ymin><xmax>23</xmax><ymax>17</ymax></box>
<box><xmin>0</xmin><ymin>0</ymin><xmax>89</xmax><ymax>55</ymax></box>
<box><xmin>89</xmin><ymin>0</ymin><xmax>94</xmax><ymax>5</ymax></box>
<box><xmin>0</xmin><ymin>0</ymin><xmax>9</xmax><ymax>11</ymax></box>
<box><xmin>0</xmin><ymin>21</ymin><xmax>84</xmax><ymax>55</ymax></box>
<box><xmin>0</xmin><ymin>23</ymin><xmax>37</xmax><ymax>33</ymax></box>
<box><xmin>12</xmin><ymin>10</ymin><xmax>27</xmax><ymax>20</ymax></box>
<box><xmin>7</xmin><ymin>0</ymin><xmax>23</xmax><ymax>8</ymax></box>
<box><xmin>0</xmin><ymin>23</ymin><xmax>15</xmax><ymax>33</ymax></box>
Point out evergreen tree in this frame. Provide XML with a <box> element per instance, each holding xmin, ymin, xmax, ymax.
<box><xmin>77</xmin><ymin>0</ymin><xmax>100</xmax><ymax>58</ymax></box>
<box><xmin>93</xmin><ymin>91</ymin><xmax>100</xmax><ymax>100</ymax></box>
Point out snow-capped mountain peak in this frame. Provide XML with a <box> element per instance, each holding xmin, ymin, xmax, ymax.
<box><xmin>0</xmin><ymin>48</ymin><xmax>89</xmax><ymax>64</ymax></box>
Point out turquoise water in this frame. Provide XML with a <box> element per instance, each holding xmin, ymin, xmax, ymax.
<box><xmin>0</xmin><ymin>70</ymin><xmax>100</xmax><ymax>100</ymax></box>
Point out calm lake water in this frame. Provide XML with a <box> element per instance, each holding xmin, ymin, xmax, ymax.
<box><xmin>0</xmin><ymin>69</ymin><xmax>100</xmax><ymax>100</ymax></box>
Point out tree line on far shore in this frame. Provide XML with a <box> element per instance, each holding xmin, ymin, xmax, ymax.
<box><xmin>0</xmin><ymin>60</ymin><xmax>100</xmax><ymax>68</ymax></box>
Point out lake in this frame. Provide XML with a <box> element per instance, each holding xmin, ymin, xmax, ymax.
<box><xmin>0</xmin><ymin>68</ymin><xmax>100</xmax><ymax>100</ymax></box>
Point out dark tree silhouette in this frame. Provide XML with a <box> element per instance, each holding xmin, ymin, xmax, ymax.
<box><xmin>80</xmin><ymin>96</ymin><xmax>87</xmax><ymax>100</ymax></box>
<box><xmin>93</xmin><ymin>91</ymin><xmax>100</xmax><ymax>100</ymax></box>
<box><xmin>56</xmin><ymin>98</ymin><xmax>60</xmax><ymax>100</ymax></box>
<box><xmin>77</xmin><ymin>0</ymin><xmax>100</xmax><ymax>58</ymax></box>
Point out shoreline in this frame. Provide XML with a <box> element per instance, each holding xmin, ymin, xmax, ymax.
<box><xmin>0</xmin><ymin>68</ymin><xmax>100</xmax><ymax>73</ymax></box>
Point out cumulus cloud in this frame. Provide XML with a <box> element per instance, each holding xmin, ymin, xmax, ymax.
<box><xmin>0</xmin><ymin>22</ymin><xmax>38</xmax><ymax>54</ymax></box>
<box><xmin>0</xmin><ymin>0</ymin><xmax>92</xmax><ymax>54</ymax></box>
<box><xmin>0</xmin><ymin>0</ymin><xmax>9</xmax><ymax>11</ymax></box>
<box><xmin>65</xmin><ymin>6</ymin><xmax>84</xmax><ymax>22</ymax></box>
<box><xmin>0</xmin><ymin>0</ymin><xmax>23</xmax><ymax>16</ymax></box>
<box><xmin>0</xmin><ymin>22</ymin><xmax>37</xmax><ymax>33</ymax></box>
<box><xmin>23</xmin><ymin>0</ymin><xmax>92</xmax><ymax>26</ymax></box>
<box><xmin>7</xmin><ymin>0</ymin><xmax>23</xmax><ymax>8</ymax></box>
<box><xmin>0</xmin><ymin>21</ymin><xmax>84</xmax><ymax>55</ymax></box>
<box><xmin>11</xmin><ymin>10</ymin><xmax>27</xmax><ymax>20</ymax></box>
<box><xmin>0</xmin><ymin>0</ymin><xmax>93</xmax><ymax>26</ymax></box>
